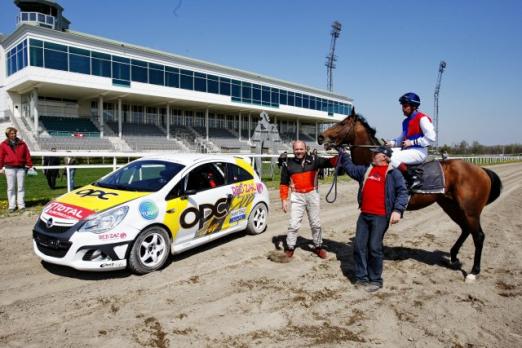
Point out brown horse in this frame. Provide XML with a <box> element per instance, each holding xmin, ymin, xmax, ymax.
<box><xmin>318</xmin><ymin>112</ymin><xmax>502</xmax><ymax>282</ymax></box>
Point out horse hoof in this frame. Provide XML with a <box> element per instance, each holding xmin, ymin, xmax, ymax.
<box><xmin>465</xmin><ymin>274</ymin><xmax>477</xmax><ymax>283</ymax></box>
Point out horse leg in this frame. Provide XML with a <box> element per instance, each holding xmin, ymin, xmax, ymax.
<box><xmin>467</xmin><ymin>221</ymin><xmax>485</xmax><ymax>281</ymax></box>
<box><xmin>437</xmin><ymin>198</ymin><xmax>469</xmax><ymax>266</ymax></box>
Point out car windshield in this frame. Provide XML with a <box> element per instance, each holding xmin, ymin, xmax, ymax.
<box><xmin>94</xmin><ymin>160</ymin><xmax>185</xmax><ymax>192</ymax></box>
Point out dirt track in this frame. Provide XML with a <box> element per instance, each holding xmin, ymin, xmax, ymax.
<box><xmin>1</xmin><ymin>162</ymin><xmax>521</xmax><ymax>347</ymax></box>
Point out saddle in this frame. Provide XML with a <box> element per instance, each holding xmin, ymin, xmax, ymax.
<box><xmin>404</xmin><ymin>159</ymin><xmax>445</xmax><ymax>194</ymax></box>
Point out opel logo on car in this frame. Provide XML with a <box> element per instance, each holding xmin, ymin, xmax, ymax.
<box><xmin>46</xmin><ymin>218</ymin><xmax>53</xmax><ymax>228</ymax></box>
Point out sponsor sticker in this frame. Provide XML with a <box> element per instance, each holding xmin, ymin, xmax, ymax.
<box><xmin>256</xmin><ymin>183</ymin><xmax>264</xmax><ymax>194</ymax></box>
<box><xmin>139</xmin><ymin>200</ymin><xmax>159</xmax><ymax>220</ymax></box>
<box><xmin>229</xmin><ymin>208</ymin><xmax>246</xmax><ymax>223</ymax></box>
<box><xmin>43</xmin><ymin>201</ymin><xmax>95</xmax><ymax>221</ymax></box>
<box><xmin>231</xmin><ymin>182</ymin><xmax>257</xmax><ymax>196</ymax></box>
<box><xmin>99</xmin><ymin>260</ymin><xmax>126</xmax><ymax>268</ymax></box>
<box><xmin>98</xmin><ymin>232</ymin><xmax>128</xmax><ymax>240</ymax></box>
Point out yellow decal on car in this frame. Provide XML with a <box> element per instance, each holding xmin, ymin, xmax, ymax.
<box><xmin>56</xmin><ymin>185</ymin><xmax>149</xmax><ymax>212</ymax></box>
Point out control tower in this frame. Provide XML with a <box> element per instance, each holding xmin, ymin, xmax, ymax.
<box><xmin>14</xmin><ymin>0</ymin><xmax>70</xmax><ymax>31</ymax></box>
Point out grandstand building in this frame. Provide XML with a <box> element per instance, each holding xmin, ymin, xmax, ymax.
<box><xmin>1</xmin><ymin>0</ymin><xmax>353</xmax><ymax>153</ymax></box>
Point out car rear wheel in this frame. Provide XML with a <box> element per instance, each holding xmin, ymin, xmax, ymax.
<box><xmin>246</xmin><ymin>203</ymin><xmax>268</xmax><ymax>235</ymax></box>
<box><xmin>128</xmin><ymin>226</ymin><xmax>171</xmax><ymax>274</ymax></box>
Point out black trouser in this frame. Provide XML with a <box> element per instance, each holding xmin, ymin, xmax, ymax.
<box><xmin>45</xmin><ymin>170</ymin><xmax>59</xmax><ymax>189</ymax></box>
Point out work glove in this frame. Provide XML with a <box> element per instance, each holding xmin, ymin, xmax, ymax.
<box><xmin>277</xmin><ymin>151</ymin><xmax>288</xmax><ymax>168</ymax></box>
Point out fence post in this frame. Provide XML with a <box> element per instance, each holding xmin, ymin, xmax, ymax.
<box><xmin>66</xmin><ymin>166</ymin><xmax>71</xmax><ymax>192</ymax></box>
<box><xmin>113</xmin><ymin>157</ymin><xmax>117</xmax><ymax>172</ymax></box>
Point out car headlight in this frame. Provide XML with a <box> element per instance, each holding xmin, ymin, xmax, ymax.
<box><xmin>78</xmin><ymin>206</ymin><xmax>129</xmax><ymax>234</ymax></box>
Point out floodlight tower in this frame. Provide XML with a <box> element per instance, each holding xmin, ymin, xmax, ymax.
<box><xmin>433</xmin><ymin>60</ymin><xmax>447</xmax><ymax>148</ymax></box>
<box><xmin>325</xmin><ymin>21</ymin><xmax>342</xmax><ymax>92</ymax></box>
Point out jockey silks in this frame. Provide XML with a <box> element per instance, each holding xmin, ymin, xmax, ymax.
<box><xmin>402</xmin><ymin>111</ymin><xmax>433</xmax><ymax>148</ymax></box>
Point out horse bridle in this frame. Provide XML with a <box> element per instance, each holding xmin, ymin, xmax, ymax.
<box><xmin>335</xmin><ymin>115</ymin><xmax>380</xmax><ymax>150</ymax></box>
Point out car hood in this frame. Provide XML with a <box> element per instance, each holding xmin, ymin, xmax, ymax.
<box><xmin>42</xmin><ymin>184</ymin><xmax>150</xmax><ymax>222</ymax></box>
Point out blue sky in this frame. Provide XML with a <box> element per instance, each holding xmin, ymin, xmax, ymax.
<box><xmin>1</xmin><ymin>0</ymin><xmax>521</xmax><ymax>145</ymax></box>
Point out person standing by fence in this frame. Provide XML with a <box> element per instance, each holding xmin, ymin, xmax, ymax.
<box><xmin>64</xmin><ymin>153</ymin><xmax>77</xmax><ymax>190</ymax></box>
<box><xmin>43</xmin><ymin>148</ymin><xmax>60</xmax><ymax>189</ymax></box>
<box><xmin>0</xmin><ymin>127</ymin><xmax>33</xmax><ymax>213</ymax></box>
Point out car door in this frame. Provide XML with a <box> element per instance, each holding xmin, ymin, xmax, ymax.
<box><xmin>165</xmin><ymin>162</ymin><xmax>232</xmax><ymax>246</ymax></box>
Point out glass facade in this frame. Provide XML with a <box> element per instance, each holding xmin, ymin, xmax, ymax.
<box><xmin>6</xmin><ymin>40</ymin><xmax>28</xmax><ymax>76</ymax></box>
<box><xmin>8</xmin><ymin>38</ymin><xmax>351</xmax><ymax>115</ymax></box>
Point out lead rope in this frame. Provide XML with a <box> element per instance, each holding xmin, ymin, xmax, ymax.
<box><xmin>325</xmin><ymin>149</ymin><xmax>344</xmax><ymax>203</ymax></box>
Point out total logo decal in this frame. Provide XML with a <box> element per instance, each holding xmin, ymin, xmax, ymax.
<box><xmin>139</xmin><ymin>200</ymin><xmax>159</xmax><ymax>220</ymax></box>
<box><xmin>43</xmin><ymin>201</ymin><xmax>95</xmax><ymax>221</ymax></box>
<box><xmin>98</xmin><ymin>232</ymin><xmax>127</xmax><ymax>240</ymax></box>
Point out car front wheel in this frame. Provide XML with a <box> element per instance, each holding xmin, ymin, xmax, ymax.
<box><xmin>246</xmin><ymin>203</ymin><xmax>268</xmax><ymax>235</ymax></box>
<box><xmin>128</xmin><ymin>226</ymin><xmax>171</xmax><ymax>274</ymax></box>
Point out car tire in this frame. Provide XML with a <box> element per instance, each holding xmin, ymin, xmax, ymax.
<box><xmin>128</xmin><ymin>226</ymin><xmax>171</xmax><ymax>274</ymax></box>
<box><xmin>246</xmin><ymin>203</ymin><xmax>268</xmax><ymax>235</ymax></box>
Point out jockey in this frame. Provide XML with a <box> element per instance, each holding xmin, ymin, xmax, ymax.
<box><xmin>385</xmin><ymin>92</ymin><xmax>436</xmax><ymax>188</ymax></box>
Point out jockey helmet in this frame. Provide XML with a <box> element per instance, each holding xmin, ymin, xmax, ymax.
<box><xmin>399</xmin><ymin>92</ymin><xmax>421</xmax><ymax>107</ymax></box>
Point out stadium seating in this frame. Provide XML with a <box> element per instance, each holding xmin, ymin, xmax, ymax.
<box><xmin>37</xmin><ymin>136</ymin><xmax>114</xmax><ymax>151</ymax></box>
<box><xmin>40</xmin><ymin>116</ymin><xmax>100</xmax><ymax>137</ymax></box>
<box><xmin>192</xmin><ymin>126</ymin><xmax>251</xmax><ymax>151</ymax></box>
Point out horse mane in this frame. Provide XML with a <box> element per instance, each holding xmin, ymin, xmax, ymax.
<box><xmin>354</xmin><ymin>113</ymin><xmax>377</xmax><ymax>139</ymax></box>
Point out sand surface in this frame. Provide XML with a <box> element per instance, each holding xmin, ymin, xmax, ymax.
<box><xmin>1</xmin><ymin>162</ymin><xmax>521</xmax><ymax>347</ymax></box>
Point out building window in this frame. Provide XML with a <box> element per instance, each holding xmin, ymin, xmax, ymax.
<box><xmin>207</xmin><ymin>74</ymin><xmax>219</xmax><ymax>94</ymax></box>
<box><xmin>219</xmin><ymin>77</ymin><xmax>231</xmax><ymax>96</ymax></box>
<box><xmin>44</xmin><ymin>42</ymin><xmax>68</xmax><ymax>71</ymax></box>
<box><xmin>131</xmin><ymin>59</ymin><xmax>148</xmax><ymax>83</ymax></box>
<box><xmin>165</xmin><ymin>66</ymin><xmax>179</xmax><ymax>87</ymax></box>
<box><xmin>149</xmin><ymin>63</ymin><xmax>164</xmax><ymax>85</ymax></box>
<box><xmin>69</xmin><ymin>47</ymin><xmax>90</xmax><ymax>74</ymax></box>
<box><xmin>194</xmin><ymin>72</ymin><xmax>206</xmax><ymax>92</ymax></box>
<box><xmin>180</xmin><ymin>69</ymin><xmax>194</xmax><ymax>90</ymax></box>
<box><xmin>91</xmin><ymin>52</ymin><xmax>111</xmax><ymax>77</ymax></box>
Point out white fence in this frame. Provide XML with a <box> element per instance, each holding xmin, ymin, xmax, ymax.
<box><xmin>31</xmin><ymin>151</ymin><xmax>522</xmax><ymax>192</ymax></box>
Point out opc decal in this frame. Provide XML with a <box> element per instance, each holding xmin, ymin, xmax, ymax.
<box><xmin>43</xmin><ymin>202</ymin><xmax>95</xmax><ymax>221</ymax></box>
<box><xmin>76</xmin><ymin>188</ymin><xmax>119</xmax><ymax>200</ymax></box>
<box><xmin>180</xmin><ymin>196</ymin><xmax>232</xmax><ymax>229</ymax></box>
<box><xmin>139</xmin><ymin>200</ymin><xmax>159</xmax><ymax>220</ymax></box>
<box><xmin>231</xmin><ymin>182</ymin><xmax>257</xmax><ymax>196</ymax></box>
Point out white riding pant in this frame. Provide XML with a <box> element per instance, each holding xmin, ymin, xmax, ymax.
<box><xmin>286</xmin><ymin>191</ymin><xmax>322</xmax><ymax>249</ymax></box>
<box><xmin>5</xmin><ymin>167</ymin><xmax>26</xmax><ymax>210</ymax></box>
<box><xmin>390</xmin><ymin>147</ymin><xmax>428</xmax><ymax>168</ymax></box>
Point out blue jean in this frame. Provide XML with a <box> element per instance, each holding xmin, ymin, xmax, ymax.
<box><xmin>354</xmin><ymin>213</ymin><xmax>389</xmax><ymax>285</ymax></box>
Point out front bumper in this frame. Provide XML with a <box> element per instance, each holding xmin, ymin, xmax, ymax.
<box><xmin>33</xmin><ymin>219</ymin><xmax>131</xmax><ymax>271</ymax></box>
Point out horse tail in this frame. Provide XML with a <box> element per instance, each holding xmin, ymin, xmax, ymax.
<box><xmin>483</xmin><ymin>168</ymin><xmax>502</xmax><ymax>204</ymax></box>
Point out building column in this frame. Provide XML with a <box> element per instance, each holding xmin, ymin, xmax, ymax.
<box><xmin>248</xmin><ymin>113</ymin><xmax>251</xmax><ymax>142</ymax></box>
<box><xmin>315</xmin><ymin>121</ymin><xmax>319</xmax><ymax>140</ymax></box>
<box><xmin>205</xmin><ymin>108</ymin><xmax>209</xmax><ymax>141</ymax></box>
<box><xmin>98</xmin><ymin>96</ymin><xmax>104</xmax><ymax>138</ymax></box>
<box><xmin>296</xmin><ymin>119</ymin><xmax>300</xmax><ymax>140</ymax></box>
<box><xmin>166</xmin><ymin>104</ymin><xmax>171</xmax><ymax>139</ymax></box>
<box><xmin>118</xmin><ymin>98</ymin><xmax>122</xmax><ymax>139</ymax></box>
<box><xmin>31</xmin><ymin>88</ymin><xmax>38</xmax><ymax>136</ymax></box>
<box><xmin>238</xmin><ymin>113</ymin><xmax>242</xmax><ymax>140</ymax></box>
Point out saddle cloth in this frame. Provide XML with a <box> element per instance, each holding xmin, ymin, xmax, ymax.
<box><xmin>408</xmin><ymin>160</ymin><xmax>445</xmax><ymax>194</ymax></box>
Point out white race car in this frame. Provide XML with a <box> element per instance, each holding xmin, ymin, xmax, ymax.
<box><xmin>33</xmin><ymin>154</ymin><xmax>269</xmax><ymax>274</ymax></box>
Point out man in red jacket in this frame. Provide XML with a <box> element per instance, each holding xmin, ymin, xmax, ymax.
<box><xmin>0</xmin><ymin>127</ymin><xmax>33</xmax><ymax>213</ymax></box>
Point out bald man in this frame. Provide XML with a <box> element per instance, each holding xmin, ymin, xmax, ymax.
<box><xmin>279</xmin><ymin>140</ymin><xmax>338</xmax><ymax>259</ymax></box>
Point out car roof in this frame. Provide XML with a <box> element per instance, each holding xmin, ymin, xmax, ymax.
<box><xmin>136</xmin><ymin>153</ymin><xmax>252</xmax><ymax>167</ymax></box>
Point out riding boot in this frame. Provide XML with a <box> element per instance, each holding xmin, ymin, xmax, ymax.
<box><xmin>407</xmin><ymin>167</ymin><xmax>423</xmax><ymax>190</ymax></box>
